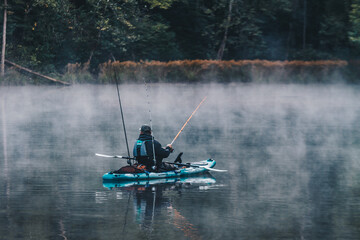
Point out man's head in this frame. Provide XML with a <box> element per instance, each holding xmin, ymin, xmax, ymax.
<box><xmin>140</xmin><ymin>124</ymin><xmax>151</xmax><ymax>135</ymax></box>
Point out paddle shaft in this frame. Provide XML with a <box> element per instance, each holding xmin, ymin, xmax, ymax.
<box><xmin>95</xmin><ymin>154</ymin><xmax>227</xmax><ymax>172</ymax></box>
<box><xmin>163</xmin><ymin>161</ymin><xmax>196</xmax><ymax>167</ymax></box>
<box><xmin>170</xmin><ymin>96</ymin><xmax>207</xmax><ymax>145</ymax></box>
<box><xmin>97</xmin><ymin>153</ymin><xmax>198</xmax><ymax>166</ymax></box>
<box><xmin>95</xmin><ymin>153</ymin><xmax>134</xmax><ymax>159</ymax></box>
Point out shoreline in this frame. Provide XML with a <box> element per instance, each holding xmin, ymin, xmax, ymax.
<box><xmin>1</xmin><ymin>59</ymin><xmax>359</xmax><ymax>85</ymax></box>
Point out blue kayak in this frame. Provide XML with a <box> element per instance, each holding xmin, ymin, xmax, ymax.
<box><xmin>103</xmin><ymin>175</ymin><xmax>216</xmax><ymax>189</ymax></box>
<box><xmin>102</xmin><ymin>159</ymin><xmax>216</xmax><ymax>181</ymax></box>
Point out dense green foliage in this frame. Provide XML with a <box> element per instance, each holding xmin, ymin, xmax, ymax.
<box><xmin>1</xmin><ymin>0</ymin><xmax>359</xmax><ymax>75</ymax></box>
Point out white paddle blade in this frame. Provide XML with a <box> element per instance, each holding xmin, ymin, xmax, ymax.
<box><xmin>203</xmin><ymin>166</ymin><xmax>228</xmax><ymax>172</ymax></box>
<box><xmin>96</xmin><ymin>153</ymin><xmax>114</xmax><ymax>158</ymax></box>
<box><xmin>95</xmin><ymin>153</ymin><xmax>124</xmax><ymax>158</ymax></box>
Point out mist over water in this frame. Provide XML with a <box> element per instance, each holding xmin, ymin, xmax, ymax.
<box><xmin>1</xmin><ymin>83</ymin><xmax>360</xmax><ymax>239</ymax></box>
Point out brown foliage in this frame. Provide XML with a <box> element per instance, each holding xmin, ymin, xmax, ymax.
<box><xmin>74</xmin><ymin>59</ymin><xmax>357</xmax><ymax>83</ymax></box>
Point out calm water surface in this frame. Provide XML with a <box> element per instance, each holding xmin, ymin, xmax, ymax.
<box><xmin>1</xmin><ymin>83</ymin><xmax>360</xmax><ymax>239</ymax></box>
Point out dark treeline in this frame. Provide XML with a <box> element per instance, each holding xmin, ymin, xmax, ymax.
<box><xmin>1</xmin><ymin>0</ymin><xmax>360</xmax><ymax>76</ymax></box>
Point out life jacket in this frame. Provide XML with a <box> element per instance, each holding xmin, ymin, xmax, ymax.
<box><xmin>133</xmin><ymin>140</ymin><xmax>150</xmax><ymax>159</ymax></box>
<box><xmin>133</xmin><ymin>138</ymin><xmax>156</xmax><ymax>169</ymax></box>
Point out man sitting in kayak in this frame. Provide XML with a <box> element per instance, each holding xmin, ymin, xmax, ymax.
<box><xmin>133</xmin><ymin>124</ymin><xmax>175</xmax><ymax>172</ymax></box>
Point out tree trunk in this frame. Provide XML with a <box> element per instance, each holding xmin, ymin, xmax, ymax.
<box><xmin>5</xmin><ymin>60</ymin><xmax>70</xmax><ymax>85</ymax></box>
<box><xmin>1</xmin><ymin>0</ymin><xmax>7</xmax><ymax>77</ymax></box>
<box><xmin>217</xmin><ymin>0</ymin><xmax>234</xmax><ymax>60</ymax></box>
<box><xmin>303</xmin><ymin>0</ymin><xmax>307</xmax><ymax>49</ymax></box>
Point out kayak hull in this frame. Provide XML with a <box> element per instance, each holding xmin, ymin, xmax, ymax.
<box><xmin>103</xmin><ymin>175</ymin><xmax>216</xmax><ymax>189</ymax></box>
<box><xmin>102</xmin><ymin>159</ymin><xmax>216</xmax><ymax>181</ymax></box>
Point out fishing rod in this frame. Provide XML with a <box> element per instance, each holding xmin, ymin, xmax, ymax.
<box><xmin>112</xmin><ymin>72</ymin><xmax>132</xmax><ymax>238</ymax></box>
<box><xmin>170</xmin><ymin>96</ymin><xmax>207</xmax><ymax>145</ymax></box>
<box><xmin>114</xmin><ymin>70</ymin><xmax>131</xmax><ymax>165</ymax></box>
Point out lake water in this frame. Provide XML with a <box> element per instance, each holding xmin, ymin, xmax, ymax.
<box><xmin>1</xmin><ymin>83</ymin><xmax>360</xmax><ymax>240</ymax></box>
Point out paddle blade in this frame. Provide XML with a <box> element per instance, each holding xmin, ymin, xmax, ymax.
<box><xmin>203</xmin><ymin>166</ymin><xmax>228</xmax><ymax>172</ymax></box>
<box><xmin>96</xmin><ymin>153</ymin><xmax>134</xmax><ymax>160</ymax></box>
<box><xmin>95</xmin><ymin>153</ymin><xmax>116</xmax><ymax>158</ymax></box>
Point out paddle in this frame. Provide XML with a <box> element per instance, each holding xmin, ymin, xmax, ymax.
<box><xmin>169</xmin><ymin>152</ymin><xmax>227</xmax><ymax>172</ymax></box>
<box><xmin>95</xmin><ymin>153</ymin><xmax>227</xmax><ymax>172</ymax></box>
<box><xmin>163</xmin><ymin>161</ymin><xmax>228</xmax><ymax>172</ymax></box>
<box><xmin>95</xmin><ymin>153</ymin><xmax>134</xmax><ymax>159</ymax></box>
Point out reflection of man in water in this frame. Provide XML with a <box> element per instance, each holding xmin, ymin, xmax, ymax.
<box><xmin>131</xmin><ymin>184</ymin><xmax>202</xmax><ymax>239</ymax></box>
<box><xmin>133</xmin><ymin>124</ymin><xmax>174</xmax><ymax>171</ymax></box>
<box><xmin>134</xmin><ymin>185</ymin><xmax>169</xmax><ymax>230</ymax></box>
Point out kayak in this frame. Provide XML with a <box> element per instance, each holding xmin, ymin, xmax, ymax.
<box><xmin>102</xmin><ymin>159</ymin><xmax>216</xmax><ymax>181</ymax></box>
<box><xmin>103</xmin><ymin>175</ymin><xmax>216</xmax><ymax>189</ymax></box>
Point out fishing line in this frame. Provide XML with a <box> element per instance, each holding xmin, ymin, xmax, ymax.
<box><xmin>143</xmin><ymin>78</ymin><xmax>156</xmax><ymax>165</ymax></box>
<box><xmin>143</xmin><ymin>78</ymin><xmax>157</xmax><ymax>240</ymax></box>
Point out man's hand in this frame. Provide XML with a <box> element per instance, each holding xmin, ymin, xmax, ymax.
<box><xmin>166</xmin><ymin>144</ymin><xmax>174</xmax><ymax>153</ymax></box>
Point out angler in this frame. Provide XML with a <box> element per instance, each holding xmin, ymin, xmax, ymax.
<box><xmin>133</xmin><ymin>124</ymin><xmax>174</xmax><ymax>171</ymax></box>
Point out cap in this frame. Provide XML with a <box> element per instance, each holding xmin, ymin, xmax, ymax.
<box><xmin>140</xmin><ymin>124</ymin><xmax>151</xmax><ymax>133</ymax></box>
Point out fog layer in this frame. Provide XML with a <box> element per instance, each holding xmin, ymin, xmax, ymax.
<box><xmin>1</xmin><ymin>83</ymin><xmax>360</xmax><ymax>239</ymax></box>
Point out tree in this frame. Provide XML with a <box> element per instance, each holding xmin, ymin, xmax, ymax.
<box><xmin>303</xmin><ymin>0</ymin><xmax>307</xmax><ymax>50</ymax></box>
<box><xmin>4</xmin><ymin>0</ymin><xmax>75</xmax><ymax>71</ymax></box>
<box><xmin>0</xmin><ymin>0</ymin><xmax>356</xmax><ymax>75</ymax></box>
<box><xmin>160</xmin><ymin>0</ymin><xmax>213</xmax><ymax>59</ymax></box>
<box><xmin>144</xmin><ymin>0</ymin><xmax>175</xmax><ymax>9</ymax></box>
<box><xmin>211</xmin><ymin>0</ymin><xmax>266</xmax><ymax>59</ymax></box>
<box><xmin>349</xmin><ymin>0</ymin><xmax>360</xmax><ymax>49</ymax></box>
<box><xmin>217</xmin><ymin>0</ymin><xmax>234</xmax><ymax>60</ymax></box>
<box><xmin>1</xmin><ymin>0</ymin><xmax>7</xmax><ymax>77</ymax></box>
<box><xmin>317</xmin><ymin>0</ymin><xmax>351</xmax><ymax>58</ymax></box>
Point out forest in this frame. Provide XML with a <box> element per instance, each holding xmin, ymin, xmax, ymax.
<box><xmin>1</xmin><ymin>0</ymin><xmax>360</xmax><ymax>83</ymax></box>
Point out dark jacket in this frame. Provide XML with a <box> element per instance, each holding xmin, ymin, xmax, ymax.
<box><xmin>133</xmin><ymin>134</ymin><xmax>171</xmax><ymax>169</ymax></box>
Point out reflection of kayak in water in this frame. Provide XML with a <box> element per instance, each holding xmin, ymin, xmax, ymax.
<box><xmin>102</xmin><ymin>159</ymin><xmax>217</xmax><ymax>181</ymax></box>
<box><xmin>103</xmin><ymin>174</ymin><xmax>216</xmax><ymax>189</ymax></box>
<box><xmin>108</xmin><ymin>174</ymin><xmax>214</xmax><ymax>238</ymax></box>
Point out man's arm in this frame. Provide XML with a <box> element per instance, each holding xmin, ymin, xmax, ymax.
<box><xmin>154</xmin><ymin>140</ymin><xmax>172</xmax><ymax>158</ymax></box>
